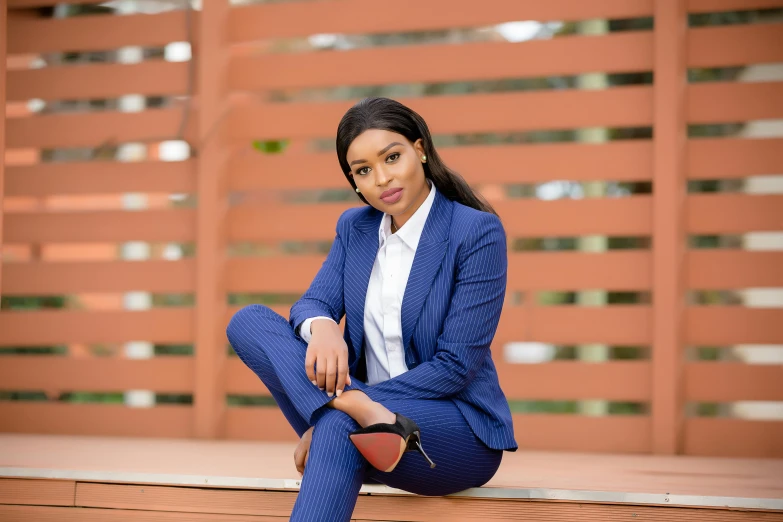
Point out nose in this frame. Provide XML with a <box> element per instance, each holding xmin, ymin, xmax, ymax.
<box><xmin>374</xmin><ymin>164</ymin><xmax>392</xmax><ymax>186</ymax></box>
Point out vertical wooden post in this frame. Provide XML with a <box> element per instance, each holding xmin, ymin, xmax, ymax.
<box><xmin>0</xmin><ymin>0</ymin><xmax>7</xmax><ymax>297</ymax></box>
<box><xmin>651</xmin><ymin>0</ymin><xmax>688</xmax><ymax>454</ymax></box>
<box><xmin>194</xmin><ymin>0</ymin><xmax>230</xmax><ymax>438</ymax></box>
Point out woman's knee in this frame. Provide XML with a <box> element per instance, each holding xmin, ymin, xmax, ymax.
<box><xmin>313</xmin><ymin>410</ymin><xmax>359</xmax><ymax>445</ymax></box>
<box><xmin>226</xmin><ymin>304</ymin><xmax>281</xmax><ymax>355</ymax></box>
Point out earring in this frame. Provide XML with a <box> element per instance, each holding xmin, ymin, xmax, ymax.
<box><xmin>421</xmin><ymin>155</ymin><xmax>427</xmax><ymax>163</ymax></box>
<box><xmin>355</xmin><ymin>188</ymin><xmax>361</xmax><ymax>193</ymax></box>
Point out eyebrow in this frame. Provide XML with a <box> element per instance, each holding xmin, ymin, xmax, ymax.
<box><xmin>349</xmin><ymin>142</ymin><xmax>403</xmax><ymax>166</ymax></box>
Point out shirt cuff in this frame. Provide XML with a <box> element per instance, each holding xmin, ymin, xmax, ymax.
<box><xmin>299</xmin><ymin>316</ymin><xmax>336</xmax><ymax>343</ymax></box>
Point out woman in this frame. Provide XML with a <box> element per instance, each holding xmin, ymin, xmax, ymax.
<box><xmin>226</xmin><ymin>97</ymin><xmax>517</xmax><ymax>521</ymax></box>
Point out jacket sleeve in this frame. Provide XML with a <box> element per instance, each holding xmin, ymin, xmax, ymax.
<box><xmin>363</xmin><ymin>212</ymin><xmax>507</xmax><ymax>401</ymax></box>
<box><xmin>289</xmin><ymin>212</ymin><xmax>350</xmax><ymax>338</ymax></box>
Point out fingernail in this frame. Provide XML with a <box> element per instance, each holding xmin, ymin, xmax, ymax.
<box><xmin>328</xmin><ymin>391</ymin><xmax>334</xmax><ymax>397</ymax></box>
<box><xmin>311</xmin><ymin>380</ymin><xmax>317</xmax><ymax>386</ymax></box>
<box><xmin>336</xmin><ymin>389</ymin><xmax>342</xmax><ymax>397</ymax></box>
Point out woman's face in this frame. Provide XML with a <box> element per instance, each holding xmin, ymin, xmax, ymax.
<box><xmin>346</xmin><ymin>129</ymin><xmax>429</xmax><ymax>228</ymax></box>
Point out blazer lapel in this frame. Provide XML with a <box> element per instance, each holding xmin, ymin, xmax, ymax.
<box><xmin>400</xmin><ymin>190</ymin><xmax>452</xmax><ymax>363</ymax></box>
<box><xmin>345</xmin><ymin>208</ymin><xmax>382</xmax><ymax>361</ymax></box>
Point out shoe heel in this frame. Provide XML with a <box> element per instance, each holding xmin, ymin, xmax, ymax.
<box><xmin>411</xmin><ymin>432</ymin><xmax>436</xmax><ymax>469</ymax></box>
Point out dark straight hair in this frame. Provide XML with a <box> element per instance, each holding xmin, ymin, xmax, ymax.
<box><xmin>335</xmin><ymin>97</ymin><xmax>498</xmax><ymax>216</ymax></box>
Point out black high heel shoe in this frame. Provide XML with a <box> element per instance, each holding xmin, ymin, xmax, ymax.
<box><xmin>349</xmin><ymin>412</ymin><xmax>436</xmax><ymax>472</ymax></box>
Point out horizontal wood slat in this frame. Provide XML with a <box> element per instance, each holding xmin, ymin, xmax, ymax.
<box><xmin>229</xmin><ymin>87</ymin><xmax>653</xmax><ymax>141</ymax></box>
<box><xmin>688</xmin><ymin>82</ymin><xmax>783</xmax><ymax>123</ymax></box>
<box><xmin>5</xmin><ymin>108</ymin><xmax>195</xmax><ymax>149</ymax></box>
<box><xmin>231</xmin><ymin>32</ymin><xmax>653</xmax><ymax>91</ymax></box>
<box><xmin>5</xmin><ymin>160</ymin><xmax>196</xmax><ymax>197</ymax></box>
<box><xmin>688</xmin><ymin>251</ymin><xmax>783</xmax><ymax>289</ymax></box>
<box><xmin>685</xmin><ymin>418</ymin><xmax>783</xmax><ymax>458</ymax></box>
<box><xmin>226</xmin><ymin>251</ymin><xmax>652</xmax><ymax>293</ymax></box>
<box><xmin>7</xmin><ymin>11</ymin><xmax>194</xmax><ymax>54</ymax></box>
<box><xmin>4</xmin><ymin>209</ymin><xmax>195</xmax><ymax>243</ymax></box>
<box><xmin>495</xmin><ymin>361</ymin><xmax>651</xmax><ymax>401</ymax></box>
<box><xmin>230</xmin><ymin>141</ymin><xmax>653</xmax><ymax>191</ymax></box>
<box><xmin>687</xmin><ymin>0</ymin><xmax>783</xmax><ymax>13</ymax></box>
<box><xmin>0</xmin><ymin>357</ymin><xmax>194</xmax><ymax>394</ymax></box>
<box><xmin>0</xmin><ymin>402</ymin><xmax>192</xmax><ymax>438</ymax></box>
<box><xmin>230</xmin><ymin>0</ymin><xmax>653</xmax><ymax>42</ymax></box>
<box><xmin>7</xmin><ymin>61</ymin><xmax>189</xmax><ymax>102</ymax></box>
<box><xmin>688</xmin><ymin>138</ymin><xmax>783</xmax><ymax>179</ymax></box>
<box><xmin>229</xmin><ymin>197</ymin><xmax>652</xmax><ymax>241</ymax></box>
<box><xmin>225</xmin><ymin>358</ymin><xmax>271</xmax><ymax>396</ymax></box>
<box><xmin>225</xmin><ymin>407</ymin><xmax>651</xmax><ymax>453</ymax></box>
<box><xmin>687</xmin><ymin>194</ymin><xmax>783</xmax><ymax>233</ymax></box>
<box><xmin>3</xmin><ymin>260</ymin><xmax>195</xmax><ymax>295</ymax></box>
<box><xmin>497</xmin><ymin>306</ymin><xmax>651</xmax><ymax>345</ymax></box>
<box><xmin>688</xmin><ymin>23</ymin><xmax>783</xmax><ymax>67</ymax></box>
<box><xmin>0</xmin><ymin>309</ymin><xmax>193</xmax><ymax>346</ymax></box>
<box><xmin>0</xmin><ymin>505</ymin><xmax>289</xmax><ymax>522</ymax></box>
<box><xmin>686</xmin><ymin>307</ymin><xmax>783</xmax><ymax>345</ymax></box>
<box><xmin>686</xmin><ymin>363</ymin><xmax>783</xmax><ymax>401</ymax></box>
<box><xmin>0</xmin><ymin>479</ymin><xmax>75</xmax><ymax>507</ymax></box>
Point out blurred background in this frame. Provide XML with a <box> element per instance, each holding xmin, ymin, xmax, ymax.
<box><xmin>0</xmin><ymin>0</ymin><xmax>781</xmax><ymax>458</ymax></box>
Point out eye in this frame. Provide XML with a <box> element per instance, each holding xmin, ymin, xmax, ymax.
<box><xmin>387</xmin><ymin>152</ymin><xmax>400</xmax><ymax>162</ymax></box>
<box><xmin>356</xmin><ymin>166</ymin><xmax>370</xmax><ymax>176</ymax></box>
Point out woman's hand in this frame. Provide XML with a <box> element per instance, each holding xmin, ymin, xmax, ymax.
<box><xmin>294</xmin><ymin>426</ymin><xmax>314</xmax><ymax>476</ymax></box>
<box><xmin>305</xmin><ymin>318</ymin><xmax>352</xmax><ymax>396</ymax></box>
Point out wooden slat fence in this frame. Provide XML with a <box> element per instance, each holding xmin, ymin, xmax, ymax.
<box><xmin>1</xmin><ymin>0</ymin><xmax>782</xmax><ymax>457</ymax></box>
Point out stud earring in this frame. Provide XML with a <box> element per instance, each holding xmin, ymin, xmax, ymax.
<box><xmin>355</xmin><ymin>188</ymin><xmax>361</xmax><ymax>193</ymax></box>
<box><xmin>421</xmin><ymin>155</ymin><xmax>427</xmax><ymax>162</ymax></box>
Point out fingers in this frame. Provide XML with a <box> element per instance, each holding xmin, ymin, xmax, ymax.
<box><xmin>335</xmin><ymin>353</ymin><xmax>348</xmax><ymax>397</ymax></box>
<box><xmin>325</xmin><ymin>355</ymin><xmax>337</xmax><ymax>396</ymax></box>
<box><xmin>294</xmin><ymin>446</ymin><xmax>305</xmax><ymax>475</ymax></box>
<box><xmin>305</xmin><ymin>350</ymin><xmax>317</xmax><ymax>385</ymax></box>
<box><xmin>316</xmin><ymin>353</ymin><xmax>326</xmax><ymax>390</ymax></box>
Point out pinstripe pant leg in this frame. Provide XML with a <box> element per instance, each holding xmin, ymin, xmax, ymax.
<box><xmin>226</xmin><ymin>304</ymin><xmax>366</xmax><ymax>436</ymax></box>
<box><xmin>291</xmin><ymin>409</ymin><xmax>367</xmax><ymax>522</ymax></box>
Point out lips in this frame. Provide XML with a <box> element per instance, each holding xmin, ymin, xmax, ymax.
<box><xmin>380</xmin><ymin>188</ymin><xmax>403</xmax><ymax>204</ymax></box>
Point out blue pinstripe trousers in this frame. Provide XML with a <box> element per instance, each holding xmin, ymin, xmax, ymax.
<box><xmin>226</xmin><ymin>304</ymin><xmax>503</xmax><ymax>522</ymax></box>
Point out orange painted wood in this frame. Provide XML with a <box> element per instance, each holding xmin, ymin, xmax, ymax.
<box><xmin>0</xmin><ymin>309</ymin><xmax>193</xmax><ymax>346</ymax></box>
<box><xmin>688</xmin><ymin>251</ymin><xmax>783</xmax><ymax>289</ymax></box>
<box><xmin>0</xmin><ymin>478</ymin><xmax>75</xmax><ymax>507</ymax></box>
<box><xmin>494</xmin><ymin>361</ymin><xmax>651</xmax><ymax>401</ymax></box>
<box><xmin>226</xmin><ymin>251</ymin><xmax>652</xmax><ymax>294</ymax></box>
<box><xmin>7</xmin><ymin>61</ymin><xmax>189</xmax><ymax>102</ymax></box>
<box><xmin>0</xmin><ymin>0</ymin><xmax>6</xmax><ymax>297</ymax></box>
<box><xmin>0</xmin><ymin>403</ymin><xmax>192</xmax><ymax>438</ymax></box>
<box><xmin>687</xmin><ymin>194</ymin><xmax>783</xmax><ymax>233</ymax></box>
<box><xmin>496</xmin><ymin>306</ymin><xmax>651</xmax><ymax>345</ymax></box>
<box><xmin>688</xmin><ymin>23</ymin><xmax>783</xmax><ymax>67</ymax></box>
<box><xmin>3</xmin><ymin>497</ymin><xmax>777</xmax><ymax>522</ymax></box>
<box><xmin>75</xmin><ymin>482</ymin><xmax>296</xmax><ymax>517</ymax></box>
<box><xmin>193</xmin><ymin>0</ymin><xmax>231</xmax><ymax>440</ymax></box>
<box><xmin>4</xmin><ymin>209</ymin><xmax>195</xmax><ymax>243</ymax></box>
<box><xmin>229</xmin><ymin>0</ymin><xmax>653</xmax><ymax>42</ymax></box>
<box><xmin>688</xmin><ymin>82</ymin><xmax>783</xmax><ymax>123</ymax></box>
<box><xmin>688</xmin><ymin>138</ymin><xmax>783</xmax><ymax>179</ymax></box>
<box><xmin>228</xmin><ymin>197</ymin><xmax>652</xmax><ymax>241</ymax></box>
<box><xmin>5</xmin><ymin>108</ymin><xmax>196</xmax><ymax>149</ymax></box>
<box><xmin>0</xmin><ymin>357</ymin><xmax>194</xmax><ymax>394</ymax></box>
<box><xmin>231</xmin><ymin>141</ymin><xmax>653</xmax><ymax>191</ymax></box>
<box><xmin>0</xmin><ymin>505</ymin><xmax>287</xmax><ymax>522</ymax></box>
<box><xmin>686</xmin><ymin>363</ymin><xmax>783</xmax><ymax>402</ymax></box>
<box><xmin>7</xmin><ymin>11</ymin><xmax>195</xmax><ymax>54</ymax></box>
<box><xmin>687</xmin><ymin>0</ymin><xmax>783</xmax><ymax>13</ymax></box>
<box><xmin>513</xmin><ymin>414</ymin><xmax>651</xmax><ymax>453</ymax></box>
<box><xmin>651</xmin><ymin>0</ymin><xmax>687</xmax><ymax>457</ymax></box>
<box><xmin>224</xmin><ymin>358</ymin><xmax>271</xmax><ymax>395</ymax></box>
<box><xmin>3</xmin><ymin>260</ymin><xmax>195</xmax><ymax>295</ymax></box>
<box><xmin>686</xmin><ymin>307</ymin><xmax>783</xmax><ymax>345</ymax></box>
<box><xmin>5</xmin><ymin>160</ymin><xmax>196</xmax><ymax>197</ymax></box>
<box><xmin>685</xmin><ymin>418</ymin><xmax>783</xmax><ymax>458</ymax></box>
<box><xmin>229</xmin><ymin>87</ymin><xmax>653</xmax><ymax>140</ymax></box>
<box><xmin>225</xmin><ymin>407</ymin><xmax>301</xmax><ymax>442</ymax></box>
<box><xmin>231</xmin><ymin>32</ymin><xmax>653</xmax><ymax>90</ymax></box>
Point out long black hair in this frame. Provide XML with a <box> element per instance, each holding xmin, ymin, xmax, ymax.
<box><xmin>336</xmin><ymin>97</ymin><xmax>497</xmax><ymax>216</ymax></box>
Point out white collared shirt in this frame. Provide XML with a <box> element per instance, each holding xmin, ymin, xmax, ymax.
<box><xmin>300</xmin><ymin>182</ymin><xmax>437</xmax><ymax>385</ymax></box>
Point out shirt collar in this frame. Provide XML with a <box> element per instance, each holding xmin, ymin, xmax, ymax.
<box><xmin>379</xmin><ymin>180</ymin><xmax>436</xmax><ymax>250</ymax></box>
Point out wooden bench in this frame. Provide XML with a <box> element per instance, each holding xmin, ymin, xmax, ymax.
<box><xmin>1</xmin><ymin>434</ymin><xmax>781</xmax><ymax>521</ymax></box>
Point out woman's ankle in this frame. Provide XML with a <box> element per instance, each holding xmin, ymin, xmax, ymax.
<box><xmin>331</xmin><ymin>391</ymin><xmax>395</xmax><ymax>428</ymax></box>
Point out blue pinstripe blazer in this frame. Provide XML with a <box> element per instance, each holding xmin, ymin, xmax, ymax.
<box><xmin>290</xmin><ymin>188</ymin><xmax>518</xmax><ymax>452</ymax></box>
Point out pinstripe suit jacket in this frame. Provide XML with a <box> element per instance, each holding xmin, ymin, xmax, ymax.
<box><xmin>290</xmin><ymin>188</ymin><xmax>518</xmax><ymax>451</ymax></box>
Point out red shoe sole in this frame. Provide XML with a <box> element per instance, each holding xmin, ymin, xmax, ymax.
<box><xmin>349</xmin><ymin>432</ymin><xmax>407</xmax><ymax>472</ymax></box>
